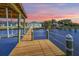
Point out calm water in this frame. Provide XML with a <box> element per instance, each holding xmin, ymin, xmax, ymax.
<box><xmin>33</xmin><ymin>29</ymin><xmax>48</xmax><ymax>39</ymax></box>
<box><xmin>0</xmin><ymin>29</ymin><xmax>79</xmax><ymax>56</ymax></box>
<box><xmin>0</xmin><ymin>29</ymin><xmax>24</xmax><ymax>56</ymax></box>
<box><xmin>0</xmin><ymin>29</ymin><xmax>24</xmax><ymax>37</ymax></box>
<box><xmin>0</xmin><ymin>37</ymin><xmax>18</xmax><ymax>56</ymax></box>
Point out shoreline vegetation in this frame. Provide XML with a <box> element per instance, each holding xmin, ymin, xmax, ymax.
<box><xmin>0</xmin><ymin>26</ymin><xmax>24</xmax><ymax>30</ymax></box>
<box><xmin>42</xmin><ymin>19</ymin><xmax>79</xmax><ymax>30</ymax></box>
<box><xmin>0</xmin><ymin>19</ymin><xmax>79</xmax><ymax>30</ymax></box>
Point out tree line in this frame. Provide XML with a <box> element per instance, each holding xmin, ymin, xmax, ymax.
<box><xmin>42</xmin><ymin>19</ymin><xmax>79</xmax><ymax>30</ymax></box>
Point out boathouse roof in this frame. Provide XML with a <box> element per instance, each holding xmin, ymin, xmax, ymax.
<box><xmin>0</xmin><ymin>3</ymin><xmax>26</xmax><ymax>18</ymax></box>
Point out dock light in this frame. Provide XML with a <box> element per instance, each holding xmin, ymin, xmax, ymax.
<box><xmin>66</xmin><ymin>34</ymin><xmax>73</xmax><ymax>56</ymax></box>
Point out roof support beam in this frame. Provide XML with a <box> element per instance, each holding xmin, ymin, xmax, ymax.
<box><xmin>10</xmin><ymin>3</ymin><xmax>25</xmax><ymax>19</ymax></box>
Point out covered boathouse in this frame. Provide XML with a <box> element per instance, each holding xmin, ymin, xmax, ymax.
<box><xmin>0</xmin><ymin>3</ymin><xmax>65</xmax><ymax>56</ymax></box>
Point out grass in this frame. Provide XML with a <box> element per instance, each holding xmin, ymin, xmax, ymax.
<box><xmin>0</xmin><ymin>26</ymin><xmax>24</xmax><ymax>30</ymax></box>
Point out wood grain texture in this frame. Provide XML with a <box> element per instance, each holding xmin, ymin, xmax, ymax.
<box><xmin>10</xmin><ymin>28</ymin><xmax>65</xmax><ymax>56</ymax></box>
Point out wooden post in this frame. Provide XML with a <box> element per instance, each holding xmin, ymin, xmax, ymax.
<box><xmin>10</xmin><ymin>24</ymin><xmax>13</xmax><ymax>36</ymax></box>
<box><xmin>47</xmin><ymin>29</ymin><xmax>49</xmax><ymax>39</ymax></box>
<box><xmin>23</xmin><ymin>18</ymin><xmax>26</xmax><ymax>34</ymax></box>
<box><xmin>10</xmin><ymin>10</ymin><xmax>13</xmax><ymax>37</ymax></box>
<box><xmin>66</xmin><ymin>34</ymin><xmax>73</xmax><ymax>56</ymax></box>
<box><xmin>32</xmin><ymin>30</ymin><xmax>33</xmax><ymax>40</ymax></box>
<box><xmin>6</xmin><ymin>8</ymin><xmax>9</xmax><ymax>38</ymax></box>
<box><xmin>18</xmin><ymin>14</ymin><xmax>21</xmax><ymax>43</ymax></box>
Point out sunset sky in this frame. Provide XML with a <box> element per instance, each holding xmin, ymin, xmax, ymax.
<box><xmin>22</xmin><ymin>3</ymin><xmax>79</xmax><ymax>23</ymax></box>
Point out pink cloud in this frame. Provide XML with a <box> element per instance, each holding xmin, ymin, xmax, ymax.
<box><xmin>26</xmin><ymin>6</ymin><xmax>79</xmax><ymax>23</ymax></box>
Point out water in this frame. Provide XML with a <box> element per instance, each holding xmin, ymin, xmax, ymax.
<box><xmin>0</xmin><ymin>29</ymin><xmax>24</xmax><ymax>37</ymax></box>
<box><xmin>0</xmin><ymin>37</ymin><xmax>18</xmax><ymax>56</ymax></box>
<box><xmin>49</xmin><ymin>29</ymin><xmax>79</xmax><ymax>56</ymax></box>
<box><xmin>0</xmin><ymin>29</ymin><xmax>24</xmax><ymax>56</ymax></box>
<box><xmin>33</xmin><ymin>28</ymin><xmax>79</xmax><ymax>56</ymax></box>
<box><xmin>33</xmin><ymin>29</ymin><xmax>48</xmax><ymax>40</ymax></box>
<box><xmin>0</xmin><ymin>28</ymin><xmax>79</xmax><ymax>56</ymax></box>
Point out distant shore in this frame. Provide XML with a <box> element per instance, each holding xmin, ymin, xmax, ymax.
<box><xmin>0</xmin><ymin>26</ymin><xmax>24</xmax><ymax>30</ymax></box>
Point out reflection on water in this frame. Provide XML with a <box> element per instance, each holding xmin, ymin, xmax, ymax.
<box><xmin>0</xmin><ymin>29</ymin><xmax>24</xmax><ymax>56</ymax></box>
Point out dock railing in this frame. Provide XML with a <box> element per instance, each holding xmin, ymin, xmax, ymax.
<box><xmin>49</xmin><ymin>29</ymin><xmax>74</xmax><ymax>56</ymax></box>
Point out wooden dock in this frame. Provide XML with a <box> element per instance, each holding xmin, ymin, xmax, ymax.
<box><xmin>10</xmin><ymin>28</ymin><xmax>65</xmax><ymax>56</ymax></box>
<box><xmin>22</xmin><ymin>28</ymin><xmax>32</xmax><ymax>41</ymax></box>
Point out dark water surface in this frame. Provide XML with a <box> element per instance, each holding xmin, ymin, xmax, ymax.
<box><xmin>0</xmin><ymin>29</ymin><xmax>79</xmax><ymax>56</ymax></box>
<box><xmin>0</xmin><ymin>29</ymin><xmax>24</xmax><ymax>56</ymax></box>
<box><xmin>0</xmin><ymin>37</ymin><xmax>18</xmax><ymax>56</ymax></box>
<box><xmin>33</xmin><ymin>29</ymin><xmax>48</xmax><ymax>39</ymax></box>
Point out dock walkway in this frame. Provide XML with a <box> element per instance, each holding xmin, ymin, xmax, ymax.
<box><xmin>10</xmin><ymin>28</ymin><xmax>65</xmax><ymax>56</ymax></box>
<box><xmin>22</xmin><ymin>28</ymin><xmax>32</xmax><ymax>41</ymax></box>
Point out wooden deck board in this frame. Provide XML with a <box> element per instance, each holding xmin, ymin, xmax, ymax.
<box><xmin>22</xmin><ymin>28</ymin><xmax>32</xmax><ymax>41</ymax></box>
<box><xmin>10</xmin><ymin>40</ymin><xmax>65</xmax><ymax>56</ymax></box>
<box><xmin>10</xmin><ymin>28</ymin><xmax>65</xmax><ymax>56</ymax></box>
